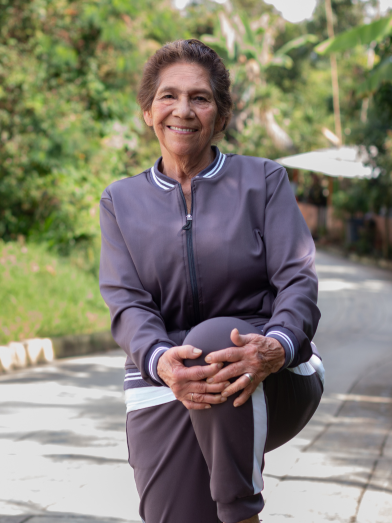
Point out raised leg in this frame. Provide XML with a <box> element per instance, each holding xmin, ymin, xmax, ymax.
<box><xmin>183</xmin><ymin>316</ymin><xmax>323</xmax><ymax>523</ymax></box>
<box><xmin>184</xmin><ymin>317</ymin><xmax>266</xmax><ymax>523</ymax></box>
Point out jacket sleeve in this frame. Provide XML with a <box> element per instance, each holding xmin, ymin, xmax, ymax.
<box><xmin>99</xmin><ymin>190</ymin><xmax>174</xmax><ymax>386</ymax></box>
<box><xmin>262</xmin><ymin>167</ymin><xmax>321</xmax><ymax>369</ymax></box>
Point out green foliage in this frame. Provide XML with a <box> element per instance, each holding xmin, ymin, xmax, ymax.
<box><xmin>315</xmin><ymin>15</ymin><xmax>392</xmax><ymax>95</ymax></box>
<box><xmin>314</xmin><ymin>8</ymin><xmax>392</xmax><ymax>256</ymax></box>
<box><xmin>357</xmin><ymin>83</ymin><xmax>392</xmax><ymax>213</ymax></box>
<box><xmin>276</xmin><ymin>34</ymin><xmax>319</xmax><ymax>58</ymax></box>
<box><xmin>4</xmin><ymin>0</ymin><xmax>392</xmax><ymax>342</ymax></box>
<box><xmin>357</xmin><ymin>55</ymin><xmax>392</xmax><ymax>94</ymax></box>
<box><xmin>0</xmin><ymin>0</ymin><xmax>189</xmax><ymax>252</ymax></box>
<box><xmin>0</xmin><ymin>0</ymin><xmax>389</xmax><ymax>264</ymax></box>
<box><xmin>230</xmin><ymin>0</ymin><xmax>275</xmax><ymax>18</ymax></box>
<box><xmin>332</xmin><ymin>180</ymin><xmax>370</xmax><ymax>217</ymax></box>
<box><xmin>202</xmin><ymin>9</ymin><xmax>317</xmax><ymax>71</ymax></box>
<box><xmin>308</xmin><ymin>0</ymin><xmax>374</xmax><ymax>41</ymax></box>
<box><xmin>315</xmin><ymin>15</ymin><xmax>392</xmax><ymax>54</ymax></box>
<box><xmin>0</xmin><ymin>240</ymin><xmax>110</xmax><ymax>345</ymax></box>
<box><xmin>310</xmin><ymin>3</ymin><xmax>392</xmax><ymax>258</ymax></box>
<box><xmin>200</xmin><ymin>8</ymin><xmax>326</xmax><ymax>157</ymax></box>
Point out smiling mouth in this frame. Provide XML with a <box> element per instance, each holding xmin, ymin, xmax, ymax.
<box><xmin>167</xmin><ymin>126</ymin><xmax>197</xmax><ymax>134</ymax></box>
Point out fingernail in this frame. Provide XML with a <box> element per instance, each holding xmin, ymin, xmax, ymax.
<box><xmin>222</xmin><ymin>391</ymin><xmax>229</xmax><ymax>397</ymax></box>
<box><xmin>193</xmin><ymin>348</ymin><xmax>202</xmax><ymax>355</ymax></box>
<box><xmin>206</xmin><ymin>378</ymin><xmax>214</xmax><ymax>384</ymax></box>
<box><xmin>220</xmin><ymin>396</ymin><xmax>227</xmax><ymax>402</ymax></box>
<box><xmin>223</xmin><ymin>382</ymin><xmax>230</xmax><ymax>389</ymax></box>
<box><xmin>216</xmin><ymin>362</ymin><xmax>224</xmax><ymax>369</ymax></box>
<box><xmin>234</xmin><ymin>401</ymin><xmax>239</xmax><ymax>407</ymax></box>
<box><xmin>205</xmin><ymin>405</ymin><xmax>211</xmax><ymax>409</ymax></box>
<box><xmin>205</xmin><ymin>356</ymin><xmax>212</xmax><ymax>363</ymax></box>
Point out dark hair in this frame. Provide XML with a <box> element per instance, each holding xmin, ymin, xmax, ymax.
<box><xmin>137</xmin><ymin>39</ymin><xmax>232</xmax><ymax>138</ymax></box>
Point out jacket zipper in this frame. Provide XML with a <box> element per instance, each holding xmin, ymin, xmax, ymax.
<box><xmin>179</xmin><ymin>186</ymin><xmax>201</xmax><ymax>325</ymax></box>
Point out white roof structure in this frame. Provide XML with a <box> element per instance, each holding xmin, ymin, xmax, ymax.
<box><xmin>276</xmin><ymin>146</ymin><xmax>379</xmax><ymax>179</ymax></box>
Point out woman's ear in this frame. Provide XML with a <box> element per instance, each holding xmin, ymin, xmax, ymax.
<box><xmin>215</xmin><ymin>114</ymin><xmax>226</xmax><ymax>134</ymax></box>
<box><xmin>143</xmin><ymin>110</ymin><xmax>153</xmax><ymax>127</ymax></box>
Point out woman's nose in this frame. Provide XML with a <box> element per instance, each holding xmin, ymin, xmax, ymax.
<box><xmin>172</xmin><ymin>96</ymin><xmax>194</xmax><ymax>119</ymax></box>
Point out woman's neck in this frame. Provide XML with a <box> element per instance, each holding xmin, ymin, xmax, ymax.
<box><xmin>160</xmin><ymin>146</ymin><xmax>215</xmax><ymax>185</ymax></box>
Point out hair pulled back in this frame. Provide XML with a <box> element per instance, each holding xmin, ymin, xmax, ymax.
<box><xmin>137</xmin><ymin>39</ymin><xmax>232</xmax><ymax>135</ymax></box>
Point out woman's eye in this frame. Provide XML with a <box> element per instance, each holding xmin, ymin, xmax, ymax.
<box><xmin>194</xmin><ymin>96</ymin><xmax>207</xmax><ymax>101</ymax></box>
<box><xmin>162</xmin><ymin>94</ymin><xmax>174</xmax><ymax>99</ymax></box>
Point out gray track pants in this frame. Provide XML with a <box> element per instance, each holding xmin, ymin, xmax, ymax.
<box><xmin>126</xmin><ymin>318</ymin><xmax>323</xmax><ymax>523</ymax></box>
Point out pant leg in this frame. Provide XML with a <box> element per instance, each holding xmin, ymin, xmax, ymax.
<box><xmin>184</xmin><ymin>317</ymin><xmax>267</xmax><ymax>523</ymax></box>
<box><xmin>126</xmin><ymin>316</ymin><xmax>323</xmax><ymax>523</ymax></box>
<box><xmin>264</xmin><ymin>364</ymin><xmax>323</xmax><ymax>453</ymax></box>
<box><xmin>126</xmin><ymin>400</ymin><xmax>219</xmax><ymax>523</ymax></box>
<box><xmin>184</xmin><ymin>317</ymin><xmax>323</xmax><ymax>523</ymax></box>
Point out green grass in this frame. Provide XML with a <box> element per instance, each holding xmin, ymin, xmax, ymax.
<box><xmin>0</xmin><ymin>240</ymin><xmax>110</xmax><ymax>345</ymax></box>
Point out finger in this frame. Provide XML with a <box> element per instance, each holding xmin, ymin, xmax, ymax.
<box><xmin>204</xmin><ymin>381</ymin><xmax>230</xmax><ymax>393</ymax></box>
<box><xmin>189</xmin><ymin>380</ymin><xmax>230</xmax><ymax>394</ymax></box>
<box><xmin>175</xmin><ymin>344</ymin><xmax>203</xmax><ymax>360</ymax></box>
<box><xmin>206</xmin><ymin>361</ymin><xmax>245</xmax><ymax>383</ymax></box>
<box><xmin>181</xmin><ymin>362</ymin><xmax>224</xmax><ymax>382</ymax></box>
<box><xmin>231</xmin><ymin>328</ymin><xmax>260</xmax><ymax>348</ymax></box>
<box><xmin>187</xmin><ymin>392</ymin><xmax>227</xmax><ymax>405</ymax></box>
<box><xmin>230</xmin><ymin>328</ymin><xmax>251</xmax><ymax>347</ymax></box>
<box><xmin>182</xmin><ymin>400</ymin><xmax>211</xmax><ymax>410</ymax></box>
<box><xmin>233</xmin><ymin>384</ymin><xmax>255</xmax><ymax>407</ymax></box>
<box><xmin>221</xmin><ymin>374</ymin><xmax>251</xmax><ymax>398</ymax></box>
<box><xmin>205</xmin><ymin>347</ymin><xmax>243</xmax><ymax>364</ymax></box>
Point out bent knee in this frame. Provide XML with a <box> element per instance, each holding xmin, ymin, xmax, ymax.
<box><xmin>183</xmin><ymin>317</ymin><xmax>261</xmax><ymax>367</ymax></box>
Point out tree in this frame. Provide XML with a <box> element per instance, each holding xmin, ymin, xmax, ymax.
<box><xmin>201</xmin><ymin>6</ymin><xmax>318</xmax><ymax>156</ymax></box>
<box><xmin>316</xmin><ymin>15</ymin><xmax>392</xmax><ymax>94</ymax></box>
<box><xmin>316</xmin><ymin>13</ymin><xmax>392</xmax><ymax>257</ymax></box>
<box><xmin>0</xmin><ymin>0</ymin><xmax>190</xmax><ymax>254</ymax></box>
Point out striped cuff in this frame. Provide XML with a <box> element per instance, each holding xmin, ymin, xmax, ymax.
<box><xmin>144</xmin><ymin>343</ymin><xmax>172</xmax><ymax>386</ymax></box>
<box><xmin>265</xmin><ymin>327</ymin><xmax>299</xmax><ymax>370</ymax></box>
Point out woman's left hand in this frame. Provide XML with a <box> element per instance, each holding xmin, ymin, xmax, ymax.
<box><xmin>204</xmin><ymin>329</ymin><xmax>285</xmax><ymax>407</ymax></box>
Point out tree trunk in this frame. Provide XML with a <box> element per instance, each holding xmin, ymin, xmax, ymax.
<box><xmin>384</xmin><ymin>213</ymin><xmax>390</xmax><ymax>259</ymax></box>
<box><xmin>325</xmin><ymin>0</ymin><xmax>343</xmax><ymax>145</ymax></box>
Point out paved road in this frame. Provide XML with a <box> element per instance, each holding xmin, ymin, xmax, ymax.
<box><xmin>1</xmin><ymin>250</ymin><xmax>392</xmax><ymax>523</ymax></box>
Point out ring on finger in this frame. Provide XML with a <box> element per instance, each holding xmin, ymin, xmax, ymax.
<box><xmin>244</xmin><ymin>372</ymin><xmax>254</xmax><ymax>383</ymax></box>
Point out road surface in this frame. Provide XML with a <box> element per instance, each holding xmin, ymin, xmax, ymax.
<box><xmin>1</xmin><ymin>250</ymin><xmax>392</xmax><ymax>523</ymax></box>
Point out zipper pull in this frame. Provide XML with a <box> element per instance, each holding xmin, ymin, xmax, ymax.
<box><xmin>182</xmin><ymin>214</ymin><xmax>193</xmax><ymax>230</ymax></box>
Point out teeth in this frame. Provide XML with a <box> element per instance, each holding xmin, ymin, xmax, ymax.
<box><xmin>169</xmin><ymin>126</ymin><xmax>196</xmax><ymax>132</ymax></box>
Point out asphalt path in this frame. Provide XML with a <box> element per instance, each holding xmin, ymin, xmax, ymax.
<box><xmin>1</xmin><ymin>250</ymin><xmax>392</xmax><ymax>523</ymax></box>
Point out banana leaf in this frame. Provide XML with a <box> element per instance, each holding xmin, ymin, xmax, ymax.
<box><xmin>315</xmin><ymin>16</ymin><xmax>392</xmax><ymax>55</ymax></box>
<box><xmin>357</xmin><ymin>56</ymin><xmax>392</xmax><ymax>94</ymax></box>
<box><xmin>239</xmin><ymin>12</ymin><xmax>256</xmax><ymax>46</ymax></box>
<box><xmin>276</xmin><ymin>34</ymin><xmax>318</xmax><ymax>56</ymax></box>
<box><xmin>269</xmin><ymin>55</ymin><xmax>293</xmax><ymax>69</ymax></box>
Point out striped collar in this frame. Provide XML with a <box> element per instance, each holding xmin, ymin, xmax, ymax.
<box><xmin>150</xmin><ymin>146</ymin><xmax>226</xmax><ymax>191</ymax></box>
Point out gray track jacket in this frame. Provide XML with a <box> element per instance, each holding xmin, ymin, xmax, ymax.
<box><xmin>99</xmin><ymin>147</ymin><xmax>320</xmax><ymax>389</ymax></box>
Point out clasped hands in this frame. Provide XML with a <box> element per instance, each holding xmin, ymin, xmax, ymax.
<box><xmin>156</xmin><ymin>329</ymin><xmax>285</xmax><ymax>410</ymax></box>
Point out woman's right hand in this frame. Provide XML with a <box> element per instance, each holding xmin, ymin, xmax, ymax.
<box><xmin>157</xmin><ymin>345</ymin><xmax>229</xmax><ymax>410</ymax></box>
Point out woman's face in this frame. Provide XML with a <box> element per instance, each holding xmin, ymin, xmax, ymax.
<box><xmin>143</xmin><ymin>62</ymin><xmax>223</xmax><ymax>158</ymax></box>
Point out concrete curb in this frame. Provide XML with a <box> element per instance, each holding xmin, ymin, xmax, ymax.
<box><xmin>52</xmin><ymin>331</ymin><xmax>118</xmax><ymax>359</ymax></box>
<box><xmin>0</xmin><ymin>331</ymin><xmax>118</xmax><ymax>374</ymax></box>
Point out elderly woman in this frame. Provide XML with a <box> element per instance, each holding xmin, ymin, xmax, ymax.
<box><xmin>99</xmin><ymin>39</ymin><xmax>324</xmax><ymax>523</ymax></box>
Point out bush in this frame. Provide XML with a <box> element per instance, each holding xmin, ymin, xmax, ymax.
<box><xmin>332</xmin><ymin>179</ymin><xmax>369</xmax><ymax>218</ymax></box>
<box><xmin>0</xmin><ymin>0</ymin><xmax>191</xmax><ymax>252</ymax></box>
<box><xmin>0</xmin><ymin>240</ymin><xmax>110</xmax><ymax>344</ymax></box>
